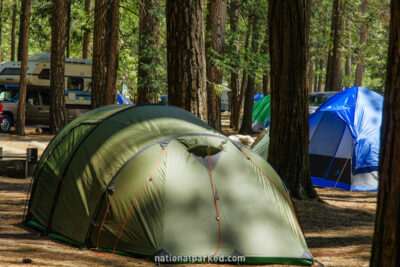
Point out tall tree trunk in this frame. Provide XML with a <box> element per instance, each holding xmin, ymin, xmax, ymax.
<box><xmin>137</xmin><ymin>0</ymin><xmax>161</xmax><ymax>104</ymax></box>
<box><xmin>103</xmin><ymin>0</ymin><xmax>119</xmax><ymax>105</ymax></box>
<box><xmin>91</xmin><ymin>0</ymin><xmax>107</xmax><ymax>108</ymax></box>
<box><xmin>308</xmin><ymin>59</ymin><xmax>314</xmax><ymax>92</ymax></box>
<box><xmin>65</xmin><ymin>0</ymin><xmax>72</xmax><ymax>58</ymax></box>
<box><xmin>82</xmin><ymin>0</ymin><xmax>92</xmax><ymax>59</ymax></box>
<box><xmin>240</xmin><ymin>12</ymin><xmax>261</xmax><ymax>135</ymax></box>
<box><xmin>233</xmin><ymin>23</ymin><xmax>251</xmax><ymax>131</ymax></box>
<box><xmin>325</xmin><ymin>0</ymin><xmax>344</xmax><ymax>91</ymax></box>
<box><xmin>262</xmin><ymin>71</ymin><xmax>270</xmax><ymax>96</ymax></box>
<box><xmin>317</xmin><ymin>59</ymin><xmax>324</xmax><ymax>91</ymax></box>
<box><xmin>306</xmin><ymin>0</ymin><xmax>313</xmax><ymax>92</ymax></box>
<box><xmin>15</xmin><ymin>0</ymin><xmax>32</xmax><ymax>136</ymax></box>
<box><xmin>166</xmin><ymin>0</ymin><xmax>207</xmax><ymax>120</ymax></box>
<box><xmin>238</xmin><ymin>70</ymin><xmax>248</xmax><ymax>126</ymax></box>
<box><xmin>0</xmin><ymin>0</ymin><xmax>3</xmax><ymax>63</ymax></box>
<box><xmin>229</xmin><ymin>0</ymin><xmax>240</xmax><ymax>129</ymax></box>
<box><xmin>345</xmin><ymin>52</ymin><xmax>351</xmax><ymax>76</ymax></box>
<box><xmin>344</xmin><ymin>19</ymin><xmax>352</xmax><ymax>78</ymax></box>
<box><xmin>262</xmin><ymin>20</ymin><xmax>270</xmax><ymax>96</ymax></box>
<box><xmin>50</xmin><ymin>0</ymin><xmax>67</xmax><ymax>133</ymax></box>
<box><xmin>313</xmin><ymin>58</ymin><xmax>319</xmax><ymax>91</ymax></box>
<box><xmin>17</xmin><ymin>0</ymin><xmax>28</xmax><ymax>62</ymax></box>
<box><xmin>10</xmin><ymin>3</ymin><xmax>17</xmax><ymax>61</ymax></box>
<box><xmin>206</xmin><ymin>0</ymin><xmax>227</xmax><ymax>131</ymax></box>
<box><xmin>370</xmin><ymin>1</ymin><xmax>400</xmax><ymax>265</ymax></box>
<box><xmin>268</xmin><ymin>0</ymin><xmax>318</xmax><ymax>200</ymax></box>
<box><xmin>354</xmin><ymin>0</ymin><xmax>370</xmax><ymax>87</ymax></box>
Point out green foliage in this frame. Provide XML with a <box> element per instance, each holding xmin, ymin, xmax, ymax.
<box><xmin>0</xmin><ymin>0</ymin><xmax>390</xmax><ymax>98</ymax></box>
<box><xmin>310</xmin><ymin>0</ymin><xmax>389</xmax><ymax>92</ymax></box>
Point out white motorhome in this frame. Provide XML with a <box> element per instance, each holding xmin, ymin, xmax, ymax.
<box><xmin>0</xmin><ymin>53</ymin><xmax>92</xmax><ymax>92</ymax></box>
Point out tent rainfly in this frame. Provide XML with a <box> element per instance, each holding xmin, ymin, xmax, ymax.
<box><xmin>252</xmin><ymin>95</ymin><xmax>271</xmax><ymax>133</ymax></box>
<box><xmin>25</xmin><ymin>105</ymin><xmax>313</xmax><ymax>265</ymax></box>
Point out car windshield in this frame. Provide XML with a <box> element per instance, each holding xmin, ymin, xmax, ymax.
<box><xmin>309</xmin><ymin>94</ymin><xmax>333</xmax><ymax>106</ymax></box>
<box><xmin>0</xmin><ymin>90</ymin><xmax>19</xmax><ymax>102</ymax></box>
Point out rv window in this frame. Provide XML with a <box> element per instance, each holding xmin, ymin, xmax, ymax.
<box><xmin>0</xmin><ymin>90</ymin><xmax>18</xmax><ymax>102</ymax></box>
<box><xmin>68</xmin><ymin>77</ymin><xmax>84</xmax><ymax>91</ymax></box>
<box><xmin>0</xmin><ymin>68</ymin><xmax>21</xmax><ymax>75</ymax></box>
<box><xmin>39</xmin><ymin>69</ymin><xmax>50</xmax><ymax>79</ymax></box>
<box><xmin>26</xmin><ymin>92</ymin><xmax>39</xmax><ymax>105</ymax></box>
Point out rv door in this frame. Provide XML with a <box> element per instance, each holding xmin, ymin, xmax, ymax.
<box><xmin>39</xmin><ymin>91</ymin><xmax>50</xmax><ymax>124</ymax></box>
<box><xmin>25</xmin><ymin>91</ymin><xmax>41</xmax><ymax>125</ymax></box>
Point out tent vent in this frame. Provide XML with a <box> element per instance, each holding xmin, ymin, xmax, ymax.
<box><xmin>188</xmin><ymin>146</ymin><xmax>222</xmax><ymax>157</ymax></box>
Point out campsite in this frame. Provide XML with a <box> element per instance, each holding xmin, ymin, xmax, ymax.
<box><xmin>1</xmin><ymin>0</ymin><xmax>400</xmax><ymax>266</ymax></box>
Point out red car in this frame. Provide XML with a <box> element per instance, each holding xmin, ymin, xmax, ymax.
<box><xmin>0</xmin><ymin>101</ymin><xmax>3</xmax><ymax>122</ymax></box>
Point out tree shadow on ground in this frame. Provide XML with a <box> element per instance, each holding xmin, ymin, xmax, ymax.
<box><xmin>294</xmin><ymin>197</ymin><xmax>375</xmax><ymax>233</ymax></box>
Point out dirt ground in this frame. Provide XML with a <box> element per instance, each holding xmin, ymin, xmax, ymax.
<box><xmin>0</xmin><ymin>177</ymin><xmax>376</xmax><ymax>267</ymax></box>
<box><xmin>0</xmin><ymin>118</ymin><xmax>377</xmax><ymax>266</ymax></box>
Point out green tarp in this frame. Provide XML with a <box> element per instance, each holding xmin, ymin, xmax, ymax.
<box><xmin>252</xmin><ymin>95</ymin><xmax>271</xmax><ymax>124</ymax></box>
<box><xmin>25</xmin><ymin>105</ymin><xmax>312</xmax><ymax>265</ymax></box>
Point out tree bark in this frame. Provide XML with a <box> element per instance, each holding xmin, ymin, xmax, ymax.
<box><xmin>17</xmin><ymin>0</ymin><xmax>27</xmax><ymax>62</ymax></box>
<box><xmin>317</xmin><ymin>59</ymin><xmax>324</xmax><ymax>92</ymax></box>
<box><xmin>325</xmin><ymin>0</ymin><xmax>344</xmax><ymax>91</ymax></box>
<box><xmin>92</xmin><ymin>0</ymin><xmax>119</xmax><ymax>108</ymax></box>
<box><xmin>91</xmin><ymin>0</ymin><xmax>107</xmax><ymax>108</ymax></box>
<box><xmin>206</xmin><ymin>0</ymin><xmax>227</xmax><ymax>131</ymax></box>
<box><xmin>240</xmin><ymin>11</ymin><xmax>261</xmax><ymax>135</ymax></box>
<box><xmin>262</xmin><ymin>18</ymin><xmax>270</xmax><ymax>96</ymax></box>
<box><xmin>166</xmin><ymin>0</ymin><xmax>207</xmax><ymax>120</ymax></box>
<box><xmin>345</xmin><ymin>52</ymin><xmax>351</xmax><ymax>76</ymax></box>
<box><xmin>306</xmin><ymin>0</ymin><xmax>313</xmax><ymax>92</ymax></box>
<box><xmin>370</xmin><ymin>1</ymin><xmax>400</xmax><ymax>265</ymax></box>
<box><xmin>313</xmin><ymin>58</ymin><xmax>319</xmax><ymax>92</ymax></box>
<box><xmin>268</xmin><ymin>0</ymin><xmax>318</xmax><ymax>200</ymax></box>
<box><xmin>233</xmin><ymin>24</ymin><xmax>251</xmax><ymax>131</ymax></box>
<box><xmin>0</xmin><ymin>0</ymin><xmax>3</xmax><ymax>63</ymax></box>
<box><xmin>65</xmin><ymin>0</ymin><xmax>72</xmax><ymax>58</ymax></box>
<box><xmin>10</xmin><ymin>3</ymin><xmax>17</xmax><ymax>61</ymax></box>
<box><xmin>16</xmin><ymin>0</ymin><xmax>32</xmax><ymax>136</ymax></box>
<box><xmin>50</xmin><ymin>0</ymin><xmax>68</xmax><ymax>133</ymax></box>
<box><xmin>354</xmin><ymin>0</ymin><xmax>370</xmax><ymax>87</ymax></box>
<box><xmin>82</xmin><ymin>0</ymin><xmax>92</xmax><ymax>59</ymax></box>
<box><xmin>137</xmin><ymin>0</ymin><xmax>161</xmax><ymax>104</ymax></box>
<box><xmin>344</xmin><ymin>18</ymin><xmax>352</xmax><ymax>78</ymax></box>
<box><xmin>228</xmin><ymin>0</ymin><xmax>240</xmax><ymax>129</ymax></box>
<box><xmin>308</xmin><ymin>59</ymin><xmax>314</xmax><ymax>92</ymax></box>
<box><xmin>104</xmin><ymin>0</ymin><xmax>119</xmax><ymax>105</ymax></box>
<box><xmin>238</xmin><ymin>70</ymin><xmax>248</xmax><ymax>127</ymax></box>
<box><xmin>262</xmin><ymin>71</ymin><xmax>270</xmax><ymax>96</ymax></box>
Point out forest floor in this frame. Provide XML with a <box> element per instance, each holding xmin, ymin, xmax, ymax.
<box><xmin>0</xmin><ymin>119</ymin><xmax>376</xmax><ymax>267</ymax></box>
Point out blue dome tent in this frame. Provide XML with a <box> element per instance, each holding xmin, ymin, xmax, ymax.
<box><xmin>309</xmin><ymin>87</ymin><xmax>383</xmax><ymax>191</ymax></box>
<box><xmin>254</xmin><ymin>93</ymin><xmax>264</xmax><ymax>102</ymax></box>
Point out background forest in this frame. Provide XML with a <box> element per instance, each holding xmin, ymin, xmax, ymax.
<box><xmin>0</xmin><ymin>0</ymin><xmax>390</xmax><ymax>98</ymax></box>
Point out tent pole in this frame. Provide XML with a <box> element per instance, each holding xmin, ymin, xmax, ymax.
<box><xmin>323</xmin><ymin>124</ymin><xmax>347</xmax><ymax>182</ymax></box>
<box><xmin>331</xmin><ymin>158</ymin><xmax>350</xmax><ymax>191</ymax></box>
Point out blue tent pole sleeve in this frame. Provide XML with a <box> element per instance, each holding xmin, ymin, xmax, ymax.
<box><xmin>323</xmin><ymin>124</ymin><xmax>347</xmax><ymax>182</ymax></box>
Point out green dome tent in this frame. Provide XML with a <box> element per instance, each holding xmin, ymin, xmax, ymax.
<box><xmin>24</xmin><ymin>105</ymin><xmax>312</xmax><ymax>265</ymax></box>
<box><xmin>252</xmin><ymin>95</ymin><xmax>271</xmax><ymax>132</ymax></box>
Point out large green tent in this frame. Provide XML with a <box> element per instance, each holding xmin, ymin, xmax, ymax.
<box><xmin>252</xmin><ymin>95</ymin><xmax>271</xmax><ymax>132</ymax></box>
<box><xmin>25</xmin><ymin>105</ymin><xmax>312</xmax><ymax>265</ymax></box>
